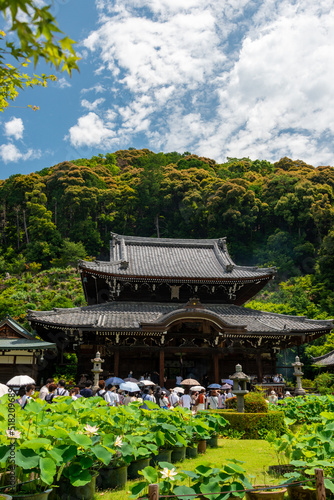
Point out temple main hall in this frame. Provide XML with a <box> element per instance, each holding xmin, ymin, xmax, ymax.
<box><xmin>28</xmin><ymin>233</ymin><xmax>333</xmax><ymax>386</ymax></box>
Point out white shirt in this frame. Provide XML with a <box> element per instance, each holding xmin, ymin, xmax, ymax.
<box><xmin>169</xmin><ymin>392</ymin><xmax>179</xmax><ymax>406</ymax></box>
<box><xmin>20</xmin><ymin>394</ymin><xmax>32</xmax><ymax>408</ymax></box>
<box><xmin>226</xmin><ymin>392</ymin><xmax>235</xmax><ymax>399</ymax></box>
<box><xmin>39</xmin><ymin>385</ymin><xmax>49</xmax><ymax>400</ymax></box>
<box><xmin>54</xmin><ymin>387</ymin><xmax>69</xmax><ymax>397</ymax></box>
<box><xmin>105</xmin><ymin>391</ymin><xmax>119</xmax><ymax>406</ymax></box>
<box><xmin>207</xmin><ymin>396</ymin><xmax>219</xmax><ymax>409</ymax></box>
<box><xmin>180</xmin><ymin>394</ymin><xmax>191</xmax><ymax>409</ymax></box>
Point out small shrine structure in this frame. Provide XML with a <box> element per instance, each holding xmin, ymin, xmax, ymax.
<box><xmin>0</xmin><ymin>315</ymin><xmax>56</xmax><ymax>384</ymax></box>
<box><xmin>27</xmin><ymin>233</ymin><xmax>334</xmax><ymax>385</ymax></box>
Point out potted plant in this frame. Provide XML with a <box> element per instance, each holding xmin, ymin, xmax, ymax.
<box><xmin>204</xmin><ymin>413</ymin><xmax>228</xmax><ymax>448</ymax></box>
<box><xmin>95</xmin><ymin>434</ymin><xmax>131</xmax><ymax>490</ymax></box>
<box><xmin>123</xmin><ymin>434</ymin><xmax>158</xmax><ymax>480</ymax></box>
<box><xmin>245</xmin><ymin>470</ymin><xmax>287</xmax><ymax>500</ymax></box>
<box><xmin>129</xmin><ymin>459</ymin><xmax>253</xmax><ymax>500</ymax></box>
<box><xmin>282</xmin><ymin>459</ymin><xmax>334</xmax><ymax>500</ymax></box>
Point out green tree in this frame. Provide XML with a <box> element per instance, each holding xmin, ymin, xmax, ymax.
<box><xmin>0</xmin><ymin>0</ymin><xmax>79</xmax><ymax>110</ymax></box>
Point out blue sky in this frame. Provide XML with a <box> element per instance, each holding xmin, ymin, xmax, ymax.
<box><xmin>1</xmin><ymin>0</ymin><xmax>334</xmax><ymax>179</ymax></box>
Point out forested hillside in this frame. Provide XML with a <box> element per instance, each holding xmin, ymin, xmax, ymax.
<box><xmin>1</xmin><ymin>150</ymin><xmax>334</xmax><ymax>364</ymax></box>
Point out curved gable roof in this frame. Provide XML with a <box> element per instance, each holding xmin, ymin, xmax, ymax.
<box><xmin>79</xmin><ymin>233</ymin><xmax>276</xmax><ymax>281</ymax></box>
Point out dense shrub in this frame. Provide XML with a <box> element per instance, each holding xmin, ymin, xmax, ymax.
<box><xmin>314</xmin><ymin>372</ymin><xmax>334</xmax><ymax>394</ymax></box>
<box><xmin>225</xmin><ymin>397</ymin><xmax>237</xmax><ymax>409</ymax></box>
<box><xmin>223</xmin><ymin>411</ymin><xmax>286</xmax><ymax>439</ymax></box>
<box><xmin>244</xmin><ymin>392</ymin><xmax>268</xmax><ymax>413</ymax></box>
<box><xmin>225</xmin><ymin>392</ymin><xmax>268</xmax><ymax>413</ymax></box>
<box><xmin>210</xmin><ymin>410</ymin><xmax>287</xmax><ymax>439</ymax></box>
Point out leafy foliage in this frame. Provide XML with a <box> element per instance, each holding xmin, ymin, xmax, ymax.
<box><xmin>0</xmin><ymin>1</ymin><xmax>79</xmax><ymax>110</ymax></box>
<box><xmin>274</xmin><ymin>395</ymin><xmax>334</xmax><ymax>424</ymax></box>
<box><xmin>0</xmin><ymin>267</ymin><xmax>85</xmax><ymax>327</ymax></box>
<box><xmin>1</xmin><ymin>150</ymin><xmax>334</xmax><ymax>369</ymax></box>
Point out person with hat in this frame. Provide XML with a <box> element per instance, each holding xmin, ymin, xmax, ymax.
<box><xmin>284</xmin><ymin>391</ymin><xmax>292</xmax><ymax>398</ymax></box>
<box><xmin>159</xmin><ymin>391</ymin><xmax>169</xmax><ymax>409</ymax></box>
<box><xmin>169</xmin><ymin>389</ymin><xmax>179</xmax><ymax>408</ymax></box>
<box><xmin>268</xmin><ymin>390</ymin><xmax>278</xmax><ymax>404</ymax></box>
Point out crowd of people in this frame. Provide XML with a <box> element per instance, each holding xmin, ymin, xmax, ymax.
<box><xmin>16</xmin><ymin>377</ymin><xmax>241</xmax><ymax>411</ymax></box>
<box><xmin>15</xmin><ymin>371</ymin><xmax>293</xmax><ymax>410</ymax></box>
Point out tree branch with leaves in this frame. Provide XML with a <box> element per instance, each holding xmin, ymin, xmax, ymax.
<box><xmin>0</xmin><ymin>0</ymin><xmax>80</xmax><ymax>110</ymax></box>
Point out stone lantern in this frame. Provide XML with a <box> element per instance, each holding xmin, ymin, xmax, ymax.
<box><xmin>292</xmin><ymin>355</ymin><xmax>306</xmax><ymax>396</ymax></box>
<box><xmin>230</xmin><ymin>363</ymin><xmax>249</xmax><ymax>413</ymax></box>
<box><xmin>91</xmin><ymin>351</ymin><xmax>104</xmax><ymax>394</ymax></box>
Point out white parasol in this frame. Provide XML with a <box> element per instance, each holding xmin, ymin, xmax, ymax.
<box><xmin>138</xmin><ymin>380</ymin><xmax>155</xmax><ymax>386</ymax></box>
<box><xmin>0</xmin><ymin>384</ymin><xmax>9</xmax><ymax>397</ymax></box>
<box><xmin>190</xmin><ymin>385</ymin><xmax>205</xmax><ymax>391</ymax></box>
<box><xmin>120</xmin><ymin>382</ymin><xmax>140</xmax><ymax>392</ymax></box>
<box><xmin>7</xmin><ymin>375</ymin><xmax>35</xmax><ymax>386</ymax></box>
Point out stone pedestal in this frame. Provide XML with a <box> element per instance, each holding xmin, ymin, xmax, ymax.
<box><xmin>292</xmin><ymin>356</ymin><xmax>306</xmax><ymax>396</ymax></box>
<box><xmin>230</xmin><ymin>363</ymin><xmax>250</xmax><ymax>413</ymax></box>
<box><xmin>91</xmin><ymin>351</ymin><xmax>104</xmax><ymax>394</ymax></box>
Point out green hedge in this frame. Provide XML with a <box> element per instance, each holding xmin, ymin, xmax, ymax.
<box><xmin>208</xmin><ymin>410</ymin><xmax>287</xmax><ymax>439</ymax></box>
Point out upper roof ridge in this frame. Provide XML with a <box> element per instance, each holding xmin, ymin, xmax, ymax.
<box><xmin>110</xmin><ymin>232</ymin><xmax>221</xmax><ymax>247</ymax></box>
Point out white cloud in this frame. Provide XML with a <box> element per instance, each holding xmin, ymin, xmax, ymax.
<box><xmin>57</xmin><ymin>77</ymin><xmax>71</xmax><ymax>89</ymax></box>
<box><xmin>67</xmin><ymin>0</ymin><xmax>334</xmax><ymax>165</ymax></box>
<box><xmin>81</xmin><ymin>97</ymin><xmax>106</xmax><ymax>111</ymax></box>
<box><xmin>0</xmin><ymin>143</ymin><xmax>41</xmax><ymax>163</ymax></box>
<box><xmin>4</xmin><ymin>117</ymin><xmax>24</xmax><ymax>140</ymax></box>
<box><xmin>67</xmin><ymin>112</ymin><xmax>115</xmax><ymax>147</ymax></box>
<box><xmin>81</xmin><ymin>84</ymin><xmax>106</xmax><ymax>94</ymax></box>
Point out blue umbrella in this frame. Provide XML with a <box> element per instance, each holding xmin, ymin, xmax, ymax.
<box><xmin>105</xmin><ymin>376</ymin><xmax>124</xmax><ymax>386</ymax></box>
<box><xmin>208</xmin><ymin>383</ymin><xmax>221</xmax><ymax>389</ymax></box>
<box><xmin>222</xmin><ymin>379</ymin><xmax>233</xmax><ymax>386</ymax></box>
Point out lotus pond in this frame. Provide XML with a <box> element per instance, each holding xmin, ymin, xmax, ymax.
<box><xmin>1</xmin><ymin>394</ymin><xmax>334</xmax><ymax>499</ymax></box>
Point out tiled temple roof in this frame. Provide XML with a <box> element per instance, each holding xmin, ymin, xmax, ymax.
<box><xmin>312</xmin><ymin>350</ymin><xmax>334</xmax><ymax>367</ymax></box>
<box><xmin>0</xmin><ymin>315</ymin><xmax>56</xmax><ymax>351</ymax></box>
<box><xmin>28</xmin><ymin>302</ymin><xmax>333</xmax><ymax>336</ymax></box>
<box><xmin>0</xmin><ymin>338</ymin><xmax>56</xmax><ymax>350</ymax></box>
<box><xmin>79</xmin><ymin>233</ymin><xmax>276</xmax><ymax>281</ymax></box>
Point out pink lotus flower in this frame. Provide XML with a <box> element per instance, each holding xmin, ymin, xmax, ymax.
<box><xmin>84</xmin><ymin>424</ymin><xmax>99</xmax><ymax>437</ymax></box>
<box><xmin>6</xmin><ymin>429</ymin><xmax>21</xmax><ymax>439</ymax></box>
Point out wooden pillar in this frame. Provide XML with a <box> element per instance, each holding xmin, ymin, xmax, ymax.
<box><xmin>213</xmin><ymin>352</ymin><xmax>219</xmax><ymax>383</ymax></box>
<box><xmin>256</xmin><ymin>353</ymin><xmax>263</xmax><ymax>382</ymax></box>
<box><xmin>32</xmin><ymin>353</ymin><xmax>38</xmax><ymax>383</ymax></box>
<box><xmin>272</xmin><ymin>350</ymin><xmax>277</xmax><ymax>374</ymax></box>
<box><xmin>159</xmin><ymin>350</ymin><xmax>164</xmax><ymax>387</ymax></box>
<box><xmin>149</xmin><ymin>484</ymin><xmax>159</xmax><ymax>500</ymax></box>
<box><xmin>315</xmin><ymin>469</ymin><xmax>326</xmax><ymax>500</ymax></box>
<box><xmin>114</xmin><ymin>350</ymin><xmax>119</xmax><ymax>376</ymax></box>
